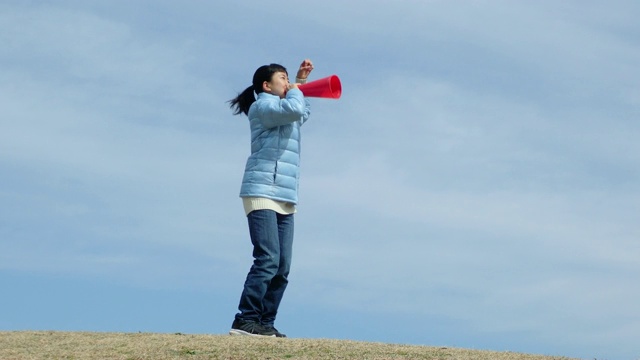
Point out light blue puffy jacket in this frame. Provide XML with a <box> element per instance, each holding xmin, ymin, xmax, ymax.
<box><xmin>239</xmin><ymin>88</ymin><xmax>311</xmax><ymax>204</ymax></box>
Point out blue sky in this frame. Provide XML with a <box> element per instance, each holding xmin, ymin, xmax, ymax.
<box><xmin>1</xmin><ymin>1</ymin><xmax>639</xmax><ymax>359</ymax></box>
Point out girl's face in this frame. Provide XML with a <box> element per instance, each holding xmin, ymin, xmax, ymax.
<box><xmin>263</xmin><ymin>71</ymin><xmax>290</xmax><ymax>98</ymax></box>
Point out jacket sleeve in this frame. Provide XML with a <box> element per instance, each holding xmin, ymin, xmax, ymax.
<box><xmin>300</xmin><ymin>98</ymin><xmax>311</xmax><ymax>125</ymax></box>
<box><xmin>256</xmin><ymin>89</ymin><xmax>310</xmax><ymax>128</ymax></box>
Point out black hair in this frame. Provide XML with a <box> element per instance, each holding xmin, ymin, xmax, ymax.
<box><xmin>228</xmin><ymin>63</ymin><xmax>288</xmax><ymax>116</ymax></box>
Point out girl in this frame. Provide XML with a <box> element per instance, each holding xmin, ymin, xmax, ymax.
<box><xmin>228</xmin><ymin>59</ymin><xmax>314</xmax><ymax>337</ymax></box>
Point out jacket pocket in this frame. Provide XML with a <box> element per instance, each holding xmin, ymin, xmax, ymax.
<box><xmin>273</xmin><ymin>161</ymin><xmax>278</xmax><ymax>183</ymax></box>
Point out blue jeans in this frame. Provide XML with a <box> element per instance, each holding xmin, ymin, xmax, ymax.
<box><xmin>235</xmin><ymin>209</ymin><xmax>294</xmax><ymax>326</ymax></box>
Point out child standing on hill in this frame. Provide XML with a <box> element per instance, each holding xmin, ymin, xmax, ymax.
<box><xmin>227</xmin><ymin>59</ymin><xmax>314</xmax><ymax>337</ymax></box>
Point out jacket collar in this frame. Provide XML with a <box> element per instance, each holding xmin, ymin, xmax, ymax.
<box><xmin>257</xmin><ymin>92</ymin><xmax>280</xmax><ymax>100</ymax></box>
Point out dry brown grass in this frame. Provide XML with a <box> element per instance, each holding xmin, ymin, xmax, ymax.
<box><xmin>0</xmin><ymin>331</ymin><xmax>576</xmax><ymax>360</ymax></box>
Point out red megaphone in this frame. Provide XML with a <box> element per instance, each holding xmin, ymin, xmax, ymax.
<box><xmin>298</xmin><ymin>75</ymin><xmax>342</xmax><ymax>99</ymax></box>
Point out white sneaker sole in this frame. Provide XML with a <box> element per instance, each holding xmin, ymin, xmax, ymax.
<box><xmin>229</xmin><ymin>329</ymin><xmax>275</xmax><ymax>337</ymax></box>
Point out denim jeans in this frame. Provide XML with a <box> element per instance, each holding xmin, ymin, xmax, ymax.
<box><xmin>235</xmin><ymin>209</ymin><xmax>294</xmax><ymax>326</ymax></box>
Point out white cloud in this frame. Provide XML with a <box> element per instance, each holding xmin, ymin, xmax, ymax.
<box><xmin>0</xmin><ymin>3</ymin><xmax>247</xmax><ymax>286</ymax></box>
<box><xmin>293</xmin><ymin>62</ymin><xmax>640</xmax><ymax>357</ymax></box>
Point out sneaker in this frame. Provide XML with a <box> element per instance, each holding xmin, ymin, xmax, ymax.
<box><xmin>229</xmin><ymin>319</ymin><xmax>276</xmax><ymax>337</ymax></box>
<box><xmin>262</xmin><ymin>325</ymin><xmax>286</xmax><ymax>338</ymax></box>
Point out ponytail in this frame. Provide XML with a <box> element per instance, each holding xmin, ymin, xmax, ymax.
<box><xmin>228</xmin><ymin>86</ymin><xmax>256</xmax><ymax>116</ymax></box>
<box><xmin>228</xmin><ymin>63</ymin><xmax>289</xmax><ymax>117</ymax></box>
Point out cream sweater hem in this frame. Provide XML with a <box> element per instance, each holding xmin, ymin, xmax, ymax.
<box><xmin>242</xmin><ymin>197</ymin><xmax>297</xmax><ymax>216</ymax></box>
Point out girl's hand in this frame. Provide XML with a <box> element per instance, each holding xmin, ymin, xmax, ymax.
<box><xmin>296</xmin><ymin>59</ymin><xmax>314</xmax><ymax>81</ymax></box>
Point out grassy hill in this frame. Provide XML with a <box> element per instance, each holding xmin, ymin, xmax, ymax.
<box><xmin>0</xmin><ymin>331</ymin><xmax>576</xmax><ymax>359</ymax></box>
